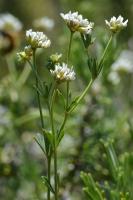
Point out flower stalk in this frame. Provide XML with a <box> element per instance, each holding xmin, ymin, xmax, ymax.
<box><xmin>33</xmin><ymin>49</ymin><xmax>51</xmax><ymax>200</ymax></box>
<box><xmin>49</xmin><ymin>84</ymin><xmax>58</xmax><ymax>200</ymax></box>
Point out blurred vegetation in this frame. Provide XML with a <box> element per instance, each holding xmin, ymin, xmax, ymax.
<box><xmin>0</xmin><ymin>0</ymin><xmax>133</xmax><ymax>199</ymax></box>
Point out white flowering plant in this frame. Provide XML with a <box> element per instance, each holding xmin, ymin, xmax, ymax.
<box><xmin>17</xmin><ymin>11</ymin><xmax>128</xmax><ymax>200</ymax></box>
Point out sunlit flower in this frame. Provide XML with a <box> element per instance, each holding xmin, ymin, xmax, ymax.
<box><xmin>26</xmin><ymin>29</ymin><xmax>51</xmax><ymax>49</ymax></box>
<box><xmin>105</xmin><ymin>15</ymin><xmax>128</xmax><ymax>33</ymax></box>
<box><xmin>0</xmin><ymin>13</ymin><xmax>22</xmax><ymax>32</ymax></box>
<box><xmin>17</xmin><ymin>45</ymin><xmax>33</xmax><ymax>62</ymax></box>
<box><xmin>50</xmin><ymin>63</ymin><xmax>76</xmax><ymax>81</ymax></box>
<box><xmin>33</xmin><ymin>17</ymin><xmax>54</xmax><ymax>31</ymax></box>
<box><xmin>60</xmin><ymin>11</ymin><xmax>94</xmax><ymax>34</ymax></box>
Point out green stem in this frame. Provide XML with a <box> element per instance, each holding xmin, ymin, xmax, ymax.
<box><xmin>58</xmin><ymin>32</ymin><xmax>73</xmax><ymax>139</ymax></box>
<box><xmin>58</xmin><ymin>112</ymin><xmax>68</xmax><ymax>137</ymax></box>
<box><xmin>33</xmin><ymin>50</ymin><xmax>51</xmax><ymax>199</ymax></box>
<box><xmin>66</xmin><ymin>31</ymin><xmax>73</xmax><ymax>110</ymax></box>
<box><xmin>98</xmin><ymin>35</ymin><xmax>113</xmax><ymax>74</ymax></box>
<box><xmin>17</xmin><ymin>64</ymin><xmax>31</xmax><ymax>88</ymax></box>
<box><xmin>50</xmin><ymin>87</ymin><xmax>58</xmax><ymax>200</ymax></box>
<box><xmin>33</xmin><ymin>50</ymin><xmax>44</xmax><ymax>129</ymax></box>
<box><xmin>67</xmin><ymin>31</ymin><xmax>73</xmax><ymax>65</ymax></box>
<box><xmin>6</xmin><ymin>55</ymin><xmax>17</xmax><ymax>84</ymax></box>
<box><xmin>47</xmin><ymin>156</ymin><xmax>51</xmax><ymax>200</ymax></box>
<box><xmin>69</xmin><ymin>79</ymin><xmax>93</xmax><ymax>113</ymax></box>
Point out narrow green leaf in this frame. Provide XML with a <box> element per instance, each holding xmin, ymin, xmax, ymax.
<box><xmin>67</xmin><ymin>96</ymin><xmax>80</xmax><ymax>112</ymax></box>
<box><xmin>42</xmin><ymin>176</ymin><xmax>55</xmax><ymax>194</ymax></box>
<box><xmin>101</xmin><ymin>139</ymin><xmax>119</xmax><ymax>180</ymax></box>
<box><xmin>80</xmin><ymin>172</ymin><xmax>104</xmax><ymax>200</ymax></box>
<box><xmin>42</xmin><ymin>129</ymin><xmax>54</xmax><ymax>148</ymax></box>
<box><xmin>34</xmin><ymin>133</ymin><xmax>46</xmax><ymax>155</ymax></box>
<box><xmin>57</xmin><ymin>130</ymin><xmax>65</xmax><ymax>146</ymax></box>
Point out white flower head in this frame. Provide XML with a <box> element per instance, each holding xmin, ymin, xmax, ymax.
<box><xmin>0</xmin><ymin>13</ymin><xmax>22</xmax><ymax>32</ymax></box>
<box><xmin>26</xmin><ymin>29</ymin><xmax>51</xmax><ymax>49</ymax></box>
<box><xmin>33</xmin><ymin>17</ymin><xmax>54</xmax><ymax>31</ymax></box>
<box><xmin>108</xmin><ymin>50</ymin><xmax>133</xmax><ymax>84</ymax></box>
<box><xmin>105</xmin><ymin>15</ymin><xmax>128</xmax><ymax>33</ymax></box>
<box><xmin>60</xmin><ymin>11</ymin><xmax>94</xmax><ymax>34</ymax></box>
<box><xmin>17</xmin><ymin>45</ymin><xmax>33</xmax><ymax>62</ymax></box>
<box><xmin>50</xmin><ymin>63</ymin><xmax>76</xmax><ymax>82</ymax></box>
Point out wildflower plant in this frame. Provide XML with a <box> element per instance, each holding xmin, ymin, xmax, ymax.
<box><xmin>17</xmin><ymin>11</ymin><xmax>128</xmax><ymax>200</ymax></box>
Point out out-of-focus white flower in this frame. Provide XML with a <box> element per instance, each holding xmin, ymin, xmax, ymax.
<box><xmin>0</xmin><ymin>13</ymin><xmax>22</xmax><ymax>32</ymax></box>
<box><xmin>33</xmin><ymin>17</ymin><xmax>54</xmax><ymax>31</ymax></box>
<box><xmin>111</xmin><ymin>50</ymin><xmax>133</xmax><ymax>73</ymax></box>
<box><xmin>60</xmin><ymin>11</ymin><xmax>94</xmax><ymax>34</ymax></box>
<box><xmin>0</xmin><ymin>32</ymin><xmax>10</xmax><ymax>50</ymax></box>
<box><xmin>50</xmin><ymin>63</ymin><xmax>76</xmax><ymax>81</ymax></box>
<box><xmin>108</xmin><ymin>71</ymin><xmax>120</xmax><ymax>85</ymax></box>
<box><xmin>108</xmin><ymin>50</ymin><xmax>133</xmax><ymax>84</ymax></box>
<box><xmin>105</xmin><ymin>15</ymin><xmax>128</xmax><ymax>33</ymax></box>
<box><xmin>26</xmin><ymin>29</ymin><xmax>51</xmax><ymax>49</ymax></box>
<box><xmin>17</xmin><ymin>45</ymin><xmax>33</xmax><ymax>62</ymax></box>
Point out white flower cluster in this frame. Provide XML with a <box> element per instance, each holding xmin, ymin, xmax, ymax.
<box><xmin>108</xmin><ymin>50</ymin><xmax>133</xmax><ymax>84</ymax></box>
<box><xmin>60</xmin><ymin>11</ymin><xmax>94</xmax><ymax>34</ymax></box>
<box><xmin>33</xmin><ymin>17</ymin><xmax>54</xmax><ymax>31</ymax></box>
<box><xmin>0</xmin><ymin>13</ymin><xmax>22</xmax><ymax>32</ymax></box>
<box><xmin>50</xmin><ymin>63</ymin><xmax>76</xmax><ymax>81</ymax></box>
<box><xmin>105</xmin><ymin>15</ymin><xmax>128</xmax><ymax>33</ymax></box>
<box><xmin>26</xmin><ymin>29</ymin><xmax>51</xmax><ymax>49</ymax></box>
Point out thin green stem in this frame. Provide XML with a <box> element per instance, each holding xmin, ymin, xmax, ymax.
<box><xmin>58</xmin><ymin>112</ymin><xmax>68</xmax><ymax>137</ymax></box>
<box><xmin>33</xmin><ymin>50</ymin><xmax>51</xmax><ymax>200</ymax></box>
<box><xmin>66</xmin><ymin>31</ymin><xmax>73</xmax><ymax>110</ymax></box>
<box><xmin>69</xmin><ymin>79</ymin><xmax>93</xmax><ymax>114</ymax></box>
<box><xmin>47</xmin><ymin>156</ymin><xmax>51</xmax><ymax>200</ymax></box>
<box><xmin>17</xmin><ymin>64</ymin><xmax>31</xmax><ymax>88</ymax></box>
<box><xmin>66</xmin><ymin>81</ymin><xmax>70</xmax><ymax>110</ymax></box>
<box><xmin>58</xmin><ymin>32</ymin><xmax>73</xmax><ymax>139</ymax></box>
<box><xmin>6</xmin><ymin>55</ymin><xmax>17</xmax><ymax>84</ymax></box>
<box><xmin>33</xmin><ymin>50</ymin><xmax>44</xmax><ymax>129</ymax></box>
<box><xmin>98</xmin><ymin>35</ymin><xmax>113</xmax><ymax>73</ymax></box>
<box><xmin>67</xmin><ymin>31</ymin><xmax>73</xmax><ymax>65</ymax></box>
<box><xmin>50</xmin><ymin>87</ymin><xmax>58</xmax><ymax>200</ymax></box>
